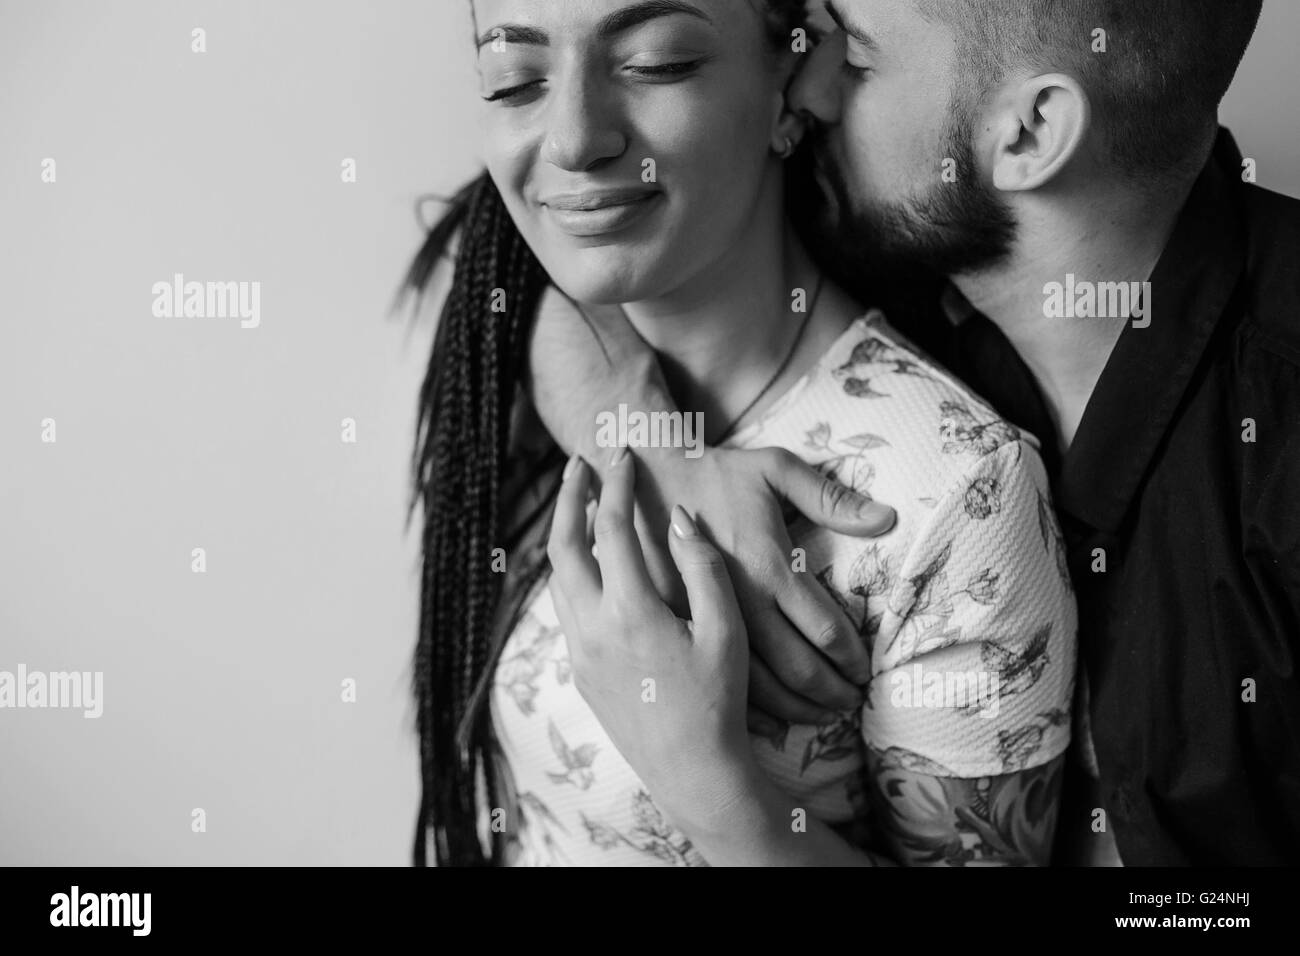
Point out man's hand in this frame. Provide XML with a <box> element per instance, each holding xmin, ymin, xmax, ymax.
<box><xmin>528</xmin><ymin>287</ymin><xmax>897</xmax><ymax>730</ymax></box>
<box><xmin>645</xmin><ymin>444</ymin><xmax>895</xmax><ymax>727</ymax></box>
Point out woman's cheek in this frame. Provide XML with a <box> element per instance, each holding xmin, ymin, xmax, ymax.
<box><xmin>634</xmin><ymin>98</ymin><xmax>752</xmax><ymax>194</ymax></box>
<box><xmin>481</xmin><ymin>106</ymin><xmax>539</xmax><ymax>165</ymax></box>
<box><xmin>483</xmin><ymin>137</ymin><xmax>537</xmax><ymax>215</ymax></box>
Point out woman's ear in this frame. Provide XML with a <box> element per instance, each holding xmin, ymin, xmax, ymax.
<box><xmin>770</xmin><ymin>51</ymin><xmax>809</xmax><ymax>158</ymax></box>
<box><xmin>771</xmin><ymin>101</ymin><xmax>807</xmax><ymax>158</ymax></box>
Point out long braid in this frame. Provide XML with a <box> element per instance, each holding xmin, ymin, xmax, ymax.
<box><xmin>405</xmin><ymin>172</ymin><xmax>548</xmax><ymax>866</ymax></box>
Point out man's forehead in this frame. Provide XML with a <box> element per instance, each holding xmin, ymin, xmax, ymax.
<box><xmin>832</xmin><ymin>0</ymin><xmax>946</xmax><ymax>48</ymax></box>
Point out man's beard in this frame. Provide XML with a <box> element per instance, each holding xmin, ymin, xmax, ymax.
<box><xmin>788</xmin><ymin>109</ymin><xmax>1018</xmax><ymax>301</ymax></box>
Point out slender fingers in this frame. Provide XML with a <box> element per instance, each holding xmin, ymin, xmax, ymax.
<box><xmin>547</xmin><ymin>455</ymin><xmax>602</xmax><ymax>607</ymax></box>
<box><xmin>591</xmin><ymin>447</ymin><xmax>659</xmax><ymax>615</ymax></box>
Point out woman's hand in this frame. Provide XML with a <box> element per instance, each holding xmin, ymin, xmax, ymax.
<box><xmin>546</xmin><ymin>447</ymin><xmax>761</xmax><ymax>831</ymax></box>
<box><xmin>528</xmin><ymin>288</ymin><xmax>896</xmax><ymax>732</ymax></box>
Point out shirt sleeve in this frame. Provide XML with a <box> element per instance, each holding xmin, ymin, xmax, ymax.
<box><xmin>859</xmin><ymin>438</ymin><xmax>1078</xmax><ymax>778</ymax></box>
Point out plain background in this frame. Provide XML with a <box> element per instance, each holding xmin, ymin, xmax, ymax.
<box><xmin>1</xmin><ymin>0</ymin><xmax>1297</xmax><ymax>866</ymax></box>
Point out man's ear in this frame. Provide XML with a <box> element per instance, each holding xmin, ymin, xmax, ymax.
<box><xmin>986</xmin><ymin>73</ymin><xmax>1092</xmax><ymax>192</ymax></box>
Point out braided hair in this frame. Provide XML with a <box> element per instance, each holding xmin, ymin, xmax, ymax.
<box><xmin>405</xmin><ymin>0</ymin><xmax>809</xmax><ymax>868</ymax></box>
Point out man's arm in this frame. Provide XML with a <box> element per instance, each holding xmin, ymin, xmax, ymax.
<box><xmin>661</xmin><ymin>747</ymin><xmax>1063</xmax><ymax>866</ymax></box>
<box><xmin>864</xmin><ymin>748</ymin><xmax>1065</xmax><ymax>866</ymax></box>
<box><xmin>846</xmin><ymin>437</ymin><xmax>1076</xmax><ymax>867</ymax></box>
<box><xmin>524</xmin><ymin>291</ymin><xmax>671</xmax><ymax>471</ymax></box>
<box><xmin>527</xmin><ymin>287</ymin><xmax>898</xmax><ymax>724</ymax></box>
<box><xmin>524</xmin><ymin>291</ymin><xmax>687</xmax><ymax>617</ymax></box>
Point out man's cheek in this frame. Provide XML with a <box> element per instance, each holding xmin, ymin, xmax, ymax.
<box><xmin>832</xmin><ymin>115</ymin><xmax>884</xmax><ymax>192</ymax></box>
<box><xmin>835</xmin><ymin>148</ymin><xmax>886</xmax><ymax>213</ymax></box>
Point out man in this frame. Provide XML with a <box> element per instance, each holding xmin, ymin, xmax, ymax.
<box><xmin>528</xmin><ymin>0</ymin><xmax>1298</xmax><ymax>865</ymax></box>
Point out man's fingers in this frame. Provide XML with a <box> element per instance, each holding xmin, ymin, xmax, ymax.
<box><xmin>546</xmin><ymin>455</ymin><xmax>601</xmax><ymax>605</ymax></box>
<box><xmin>747</xmin><ymin>602</ymin><xmax>861</xmax><ymax>711</ymax></box>
<box><xmin>762</xmin><ymin>448</ymin><xmax>896</xmax><ymax>536</ymax></box>
<box><xmin>748</xmin><ymin>652</ymin><xmax>838</xmax><ymax>725</ymax></box>
<box><xmin>746</xmin><ymin>705</ymin><xmax>788</xmax><ymax>740</ymax></box>
<box><xmin>666</xmin><ymin>505</ymin><xmax>743</xmax><ymax>639</ymax></box>
<box><xmin>778</xmin><ymin>575</ymin><xmax>873</xmax><ymax>685</ymax></box>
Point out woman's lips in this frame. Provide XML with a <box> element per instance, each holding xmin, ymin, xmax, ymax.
<box><xmin>540</xmin><ymin>189</ymin><xmax>662</xmax><ymax>237</ymax></box>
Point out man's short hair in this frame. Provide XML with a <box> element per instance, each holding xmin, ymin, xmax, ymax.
<box><xmin>918</xmin><ymin>0</ymin><xmax>1264</xmax><ymax>184</ymax></box>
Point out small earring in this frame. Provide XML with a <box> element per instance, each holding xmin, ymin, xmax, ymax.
<box><xmin>775</xmin><ymin>136</ymin><xmax>797</xmax><ymax>160</ymax></box>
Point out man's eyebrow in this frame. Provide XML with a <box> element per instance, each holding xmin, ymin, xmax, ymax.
<box><xmin>477</xmin><ymin>24</ymin><xmax>549</xmax><ymax>50</ymax></box>
<box><xmin>823</xmin><ymin>0</ymin><xmax>880</xmax><ymax>51</ymax></box>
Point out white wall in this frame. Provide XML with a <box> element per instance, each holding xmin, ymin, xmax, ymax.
<box><xmin>1</xmin><ymin>0</ymin><xmax>1295</xmax><ymax>865</ymax></box>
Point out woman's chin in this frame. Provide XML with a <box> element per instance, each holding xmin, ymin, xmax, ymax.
<box><xmin>548</xmin><ymin>268</ymin><xmax>661</xmax><ymax>308</ymax></box>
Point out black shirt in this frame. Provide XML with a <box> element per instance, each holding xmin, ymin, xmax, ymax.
<box><xmin>909</xmin><ymin>128</ymin><xmax>1300</xmax><ymax>866</ymax></box>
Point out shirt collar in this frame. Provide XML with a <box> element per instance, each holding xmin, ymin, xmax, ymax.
<box><xmin>940</xmin><ymin>282</ymin><xmax>979</xmax><ymax>327</ymax></box>
<box><xmin>1053</xmin><ymin>128</ymin><xmax>1249</xmax><ymax>533</ymax></box>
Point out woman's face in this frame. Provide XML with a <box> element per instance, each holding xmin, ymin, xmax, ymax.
<box><xmin>473</xmin><ymin>0</ymin><xmax>790</xmax><ymax>305</ymax></box>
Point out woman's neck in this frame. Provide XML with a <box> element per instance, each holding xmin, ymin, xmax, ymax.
<box><xmin>622</xmin><ymin>184</ymin><xmax>855</xmax><ymax>444</ymax></box>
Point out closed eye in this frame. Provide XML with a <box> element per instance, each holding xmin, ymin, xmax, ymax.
<box><xmin>484</xmin><ymin>79</ymin><xmax>545</xmax><ymax>103</ymax></box>
<box><xmin>625</xmin><ymin>59</ymin><xmax>704</xmax><ymax>78</ymax></box>
<box><xmin>485</xmin><ymin>59</ymin><xmax>702</xmax><ymax>102</ymax></box>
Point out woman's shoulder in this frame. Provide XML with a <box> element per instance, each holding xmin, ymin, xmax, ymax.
<box><xmin>833</xmin><ymin>308</ymin><xmax>1043</xmax><ymax>458</ymax></box>
<box><xmin>770</xmin><ymin>308</ymin><xmax>1050</xmax><ymax>515</ymax></box>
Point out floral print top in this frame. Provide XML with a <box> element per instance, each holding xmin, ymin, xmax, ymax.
<box><xmin>483</xmin><ymin>312</ymin><xmax>1077</xmax><ymax>866</ymax></box>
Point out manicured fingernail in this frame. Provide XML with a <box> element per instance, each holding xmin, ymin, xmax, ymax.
<box><xmin>860</xmin><ymin>499</ymin><xmax>896</xmax><ymax>528</ymax></box>
<box><xmin>608</xmin><ymin>445</ymin><xmax>627</xmax><ymax>468</ymax></box>
<box><xmin>563</xmin><ymin>454</ymin><xmax>582</xmax><ymax>481</ymax></box>
<box><xmin>670</xmin><ymin>505</ymin><xmax>698</xmax><ymax>539</ymax></box>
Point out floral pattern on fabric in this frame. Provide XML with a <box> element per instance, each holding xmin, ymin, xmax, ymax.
<box><xmin>486</xmin><ymin>313</ymin><xmax>1077</xmax><ymax>866</ymax></box>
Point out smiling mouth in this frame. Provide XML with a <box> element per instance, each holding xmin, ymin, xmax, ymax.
<box><xmin>540</xmin><ymin>189</ymin><xmax>662</xmax><ymax>237</ymax></box>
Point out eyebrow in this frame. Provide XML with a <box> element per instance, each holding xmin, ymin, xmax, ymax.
<box><xmin>476</xmin><ymin>24</ymin><xmax>548</xmax><ymax>50</ymax></box>
<box><xmin>476</xmin><ymin>0</ymin><xmax>713</xmax><ymax>50</ymax></box>
<box><xmin>822</xmin><ymin>0</ymin><xmax>880</xmax><ymax>52</ymax></box>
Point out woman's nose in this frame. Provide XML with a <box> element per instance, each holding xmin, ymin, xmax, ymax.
<box><xmin>542</xmin><ymin>72</ymin><xmax>628</xmax><ymax>172</ymax></box>
<box><xmin>789</xmin><ymin>30</ymin><xmax>846</xmax><ymax>126</ymax></box>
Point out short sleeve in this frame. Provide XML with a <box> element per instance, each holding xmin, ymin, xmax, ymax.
<box><xmin>859</xmin><ymin>439</ymin><xmax>1077</xmax><ymax>778</ymax></box>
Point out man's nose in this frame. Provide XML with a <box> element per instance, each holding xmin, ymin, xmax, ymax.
<box><xmin>789</xmin><ymin>30</ymin><xmax>847</xmax><ymax>126</ymax></box>
<box><xmin>542</xmin><ymin>71</ymin><xmax>628</xmax><ymax>172</ymax></box>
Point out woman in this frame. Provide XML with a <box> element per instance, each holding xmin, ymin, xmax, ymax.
<box><xmin>405</xmin><ymin>0</ymin><xmax>1077</xmax><ymax>866</ymax></box>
